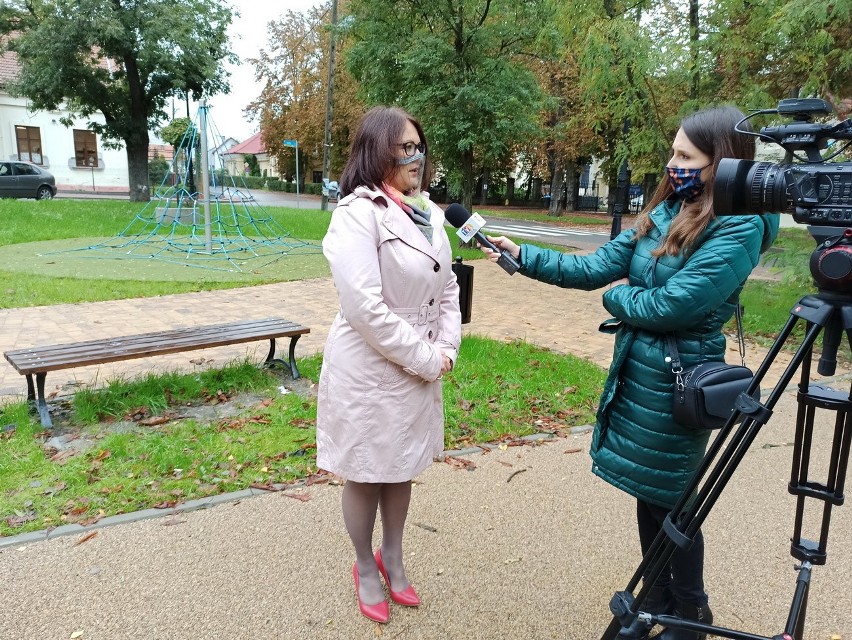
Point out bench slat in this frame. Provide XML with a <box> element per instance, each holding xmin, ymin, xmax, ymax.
<box><xmin>5</xmin><ymin>318</ymin><xmax>309</xmax><ymax>375</ymax></box>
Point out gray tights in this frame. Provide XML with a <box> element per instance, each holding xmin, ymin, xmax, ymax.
<box><xmin>343</xmin><ymin>480</ymin><xmax>412</xmax><ymax>605</ymax></box>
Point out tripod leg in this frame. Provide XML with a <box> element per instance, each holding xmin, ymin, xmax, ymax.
<box><xmin>601</xmin><ymin>295</ymin><xmax>840</xmax><ymax>640</ymax></box>
<box><xmin>784</xmin><ymin>562</ymin><xmax>811</xmax><ymax>640</ymax></box>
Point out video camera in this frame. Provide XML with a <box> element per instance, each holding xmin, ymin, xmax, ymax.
<box><xmin>714</xmin><ymin>98</ymin><xmax>852</xmax><ymax>225</ymax></box>
<box><xmin>715</xmin><ymin>99</ymin><xmax>852</xmax><ymax>292</ymax></box>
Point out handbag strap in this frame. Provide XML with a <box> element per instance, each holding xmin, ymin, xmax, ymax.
<box><xmin>666</xmin><ymin>303</ymin><xmax>746</xmax><ymax>389</ymax></box>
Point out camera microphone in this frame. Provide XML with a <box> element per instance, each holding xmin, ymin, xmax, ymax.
<box><xmin>444</xmin><ymin>203</ymin><xmax>520</xmax><ymax>275</ymax></box>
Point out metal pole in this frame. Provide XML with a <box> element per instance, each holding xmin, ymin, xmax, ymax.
<box><xmin>320</xmin><ymin>0</ymin><xmax>338</xmax><ymax>212</ymax></box>
<box><xmin>610</xmin><ymin>119</ymin><xmax>631</xmax><ymax>240</ymax></box>
<box><xmin>295</xmin><ymin>143</ymin><xmax>300</xmax><ymax>209</ymax></box>
<box><xmin>199</xmin><ymin>99</ymin><xmax>212</xmax><ymax>252</ymax></box>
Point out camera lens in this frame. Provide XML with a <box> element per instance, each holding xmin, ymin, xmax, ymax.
<box><xmin>714</xmin><ymin>159</ymin><xmax>789</xmax><ymax>215</ymax></box>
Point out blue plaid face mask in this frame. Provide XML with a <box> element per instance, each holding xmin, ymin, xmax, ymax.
<box><xmin>666</xmin><ymin>163</ymin><xmax>711</xmax><ymax>202</ymax></box>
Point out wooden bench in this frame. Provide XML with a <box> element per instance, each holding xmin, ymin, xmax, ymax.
<box><xmin>4</xmin><ymin>317</ymin><xmax>310</xmax><ymax>428</ymax></box>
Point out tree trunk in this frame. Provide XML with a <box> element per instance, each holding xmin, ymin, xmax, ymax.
<box><xmin>548</xmin><ymin>159</ymin><xmax>564</xmax><ymax>217</ymax></box>
<box><xmin>564</xmin><ymin>160</ymin><xmax>579</xmax><ymax>213</ymax></box>
<box><xmin>461</xmin><ymin>148</ymin><xmax>475</xmax><ymax>212</ymax></box>
<box><xmin>689</xmin><ymin>0</ymin><xmax>700</xmax><ymax>101</ymax></box>
<box><xmin>123</xmin><ymin>54</ymin><xmax>151</xmax><ymax>202</ymax></box>
<box><xmin>126</xmin><ymin>135</ymin><xmax>151</xmax><ymax>202</ymax></box>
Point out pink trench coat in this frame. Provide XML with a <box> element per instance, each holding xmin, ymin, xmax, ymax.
<box><xmin>316</xmin><ymin>186</ymin><xmax>462</xmax><ymax>483</ymax></box>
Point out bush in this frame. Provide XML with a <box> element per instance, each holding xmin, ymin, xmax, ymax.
<box><xmin>148</xmin><ymin>157</ymin><xmax>170</xmax><ymax>187</ymax></box>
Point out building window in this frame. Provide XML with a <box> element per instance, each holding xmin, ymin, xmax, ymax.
<box><xmin>74</xmin><ymin>129</ymin><xmax>99</xmax><ymax>167</ymax></box>
<box><xmin>312</xmin><ymin>171</ymin><xmax>322</xmax><ymax>184</ymax></box>
<box><xmin>15</xmin><ymin>126</ymin><xmax>43</xmax><ymax>164</ymax></box>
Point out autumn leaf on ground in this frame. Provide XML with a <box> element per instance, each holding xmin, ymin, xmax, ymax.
<box><xmin>282</xmin><ymin>492</ymin><xmax>311</xmax><ymax>502</ymax></box>
<box><xmin>249</xmin><ymin>482</ymin><xmax>279</xmax><ymax>492</ymax></box>
<box><xmin>564</xmin><ymin>447</ymin><xmax>582</xmax><ymax>454</ymax></box>
<box><xmin>50</xmin><ymin>450</ymin><xmax>77</xmax><ymax>464</ymax></box>
<box><xmin>138</xmin><ymin>414</ymin><xmax>174</xmax><ymax>426</ymax></box>
<box><xmin>124</xmin><ymin>406</ymin><xmax>151</xmax><ymax>421</ymax></box>
<box><xmin>6</xmin><ymin>512</ymin><xmax>37</xmax><ymax>527</ymax></box>
<box><xmin>74</xmin><ymin>531</ymin><xmax>98</xmax><ymax>546</ymax></box>
<box><xmin>445</xmin><ymin>457</ymin><xmax>476</xmax><ymax>471</ymax></box>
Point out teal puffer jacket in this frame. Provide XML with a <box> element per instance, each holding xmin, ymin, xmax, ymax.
<box><xmin>520</xmin><ymin>200</ymin><xmax>779</xmax><ymax>508</ymax></box>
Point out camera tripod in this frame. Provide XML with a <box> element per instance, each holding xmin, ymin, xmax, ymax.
<box><xmin>601</xmin><ymin>289</ymin><xmax>852</xmax><ymax>640</ymax></box>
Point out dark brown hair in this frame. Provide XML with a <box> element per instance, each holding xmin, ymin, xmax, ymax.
<box><xmin>636</xmin><ymin>105</ymin><xmax>755</xmax><ymax>256</ymax></box>
<box><xmin>339</xmin><ymin>106</ymin><xmax>433</xmax><ymax>195</ymax></box>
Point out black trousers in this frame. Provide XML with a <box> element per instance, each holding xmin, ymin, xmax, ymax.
<box><xmin>636</xmin><ymin>499</ymin><xmax>708</xmax><ymax>606</ymax></box>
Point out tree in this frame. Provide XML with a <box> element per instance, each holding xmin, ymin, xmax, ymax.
<box><xmin>707</xmin><ymin>0</ymin><xmax>852</xmax><ymax>114</ymax></box>
<box><xmin>0</xmin><ymin>0</ymin><xmax>236</xmax><ymax>201</ymax></box>
<box><xmin>247</xmin><ymin>3</ymin><xmax>363</xmax><ymax>186</ymax></box>
<box><xmin>345</xmin><ymin>0</ymin><xmax>551</xmax><ymax>211</ymax></box>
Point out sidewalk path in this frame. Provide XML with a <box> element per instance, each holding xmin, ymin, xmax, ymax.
<box><xmin>0</xmin><ymin>259</ymin><xmax>850</xmax><ymax>639</ymax></box>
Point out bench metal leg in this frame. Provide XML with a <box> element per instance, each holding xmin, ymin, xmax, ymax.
<box><xmin>288</xmin><ymin>335</ymin><xmax>302</xmax><ymax>379</ymax></box>
<box><xmin>262</xmin><ymin>337</ymin><xmax>301</xmax><ymax>379</ymax></box>
<box><xmin>25</xmin><ymin>373</ymin><xmax>53</xmax><ymax>428</ymax></box>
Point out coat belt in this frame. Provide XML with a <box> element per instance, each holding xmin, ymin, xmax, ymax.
<box><xmin>391</xmin><ymin>304</ymin><xmax>439</xmax><ymax>325</ymax></box>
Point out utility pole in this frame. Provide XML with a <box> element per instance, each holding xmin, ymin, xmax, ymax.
<box><xmin>320</xmin><ymin>0</ymin><xmax>338</xmax><ymax>212</ymax></box>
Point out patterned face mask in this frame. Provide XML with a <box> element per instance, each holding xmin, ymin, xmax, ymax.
<box><xmin>666</xmin><ymin>163</ymin><xmax>711</xmax><ymax>202</ymax></box>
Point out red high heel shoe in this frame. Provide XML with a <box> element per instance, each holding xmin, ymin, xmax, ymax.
<box><xmin>353</xmin><ymin>563</ymin><xmax>390</xmax><ymax>623</ymax></box>
<box><xmin>375</xmin><ymin>549</ymin><xmax>421</xmax><ymax>607</ymax></box>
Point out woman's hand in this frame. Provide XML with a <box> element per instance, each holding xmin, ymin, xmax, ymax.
<box><xmin>478</xmin><ymin>235</ymin><xmax>520</xmax><ymax>262</ymax></box>
<box><xmin>440</xmin><ymin>352</ymin><xmax>453</xmax><ymax>375</ymax></box>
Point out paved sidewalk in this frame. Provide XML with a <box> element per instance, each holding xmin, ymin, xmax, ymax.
<box><xmin>0</xmin><ymin>262</ymin><xmax>850</xmax><ymax>639</ymax></box>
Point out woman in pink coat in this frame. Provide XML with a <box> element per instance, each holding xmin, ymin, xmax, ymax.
<box><xmin>317</xmin><ymin>106</ymin><xmax>462</xmax><ymax>624</ymax></box>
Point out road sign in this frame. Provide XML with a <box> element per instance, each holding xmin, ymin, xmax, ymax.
<box><xmin>283</xmin><ymin>139</ymin><xmax>298</xmax><ymax>148</ymax></box>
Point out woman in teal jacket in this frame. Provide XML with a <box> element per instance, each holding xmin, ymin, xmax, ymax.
<box><xmin>482</xmin><ymin>106</ymin><xmax>779</xmax><ymax>640</ymax></box>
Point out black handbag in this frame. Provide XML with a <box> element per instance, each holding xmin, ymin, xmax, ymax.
<box><xmin>666</xmin><ymin>305</ymin><xmax>758</xmax><ymax>430</ymax></box>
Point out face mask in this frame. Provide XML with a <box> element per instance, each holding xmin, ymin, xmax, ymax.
<box><xmin>397</xmin><ymin>151</ymin><xmax>425</xmax><ymax>166</ymax></box>
<box><xmin>666</xmin><ymin>163</ymin><xmax>711</xmax><ymax>202</ymax></box>
<box><xmin>396</xmin><ymin>152</ymin><xmax>426</xmax><ymax>196</ymax></box>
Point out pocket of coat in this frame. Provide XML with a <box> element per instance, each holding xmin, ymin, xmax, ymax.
<box><xmin>377</xmin><ymin>360</ymin><xmax>406</xmax><ymax>390</ymax></box>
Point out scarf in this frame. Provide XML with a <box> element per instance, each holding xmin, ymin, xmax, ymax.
<box><xmin>382</xmin><ymin>183</ymin><xmax>433</xmax><ymax>243</ymax></box>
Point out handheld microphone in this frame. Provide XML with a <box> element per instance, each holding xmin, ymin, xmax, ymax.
<box><xmin>444</xmin><ymin>203</ymin><xmax>521</xmax><ymax>275</ymax></box>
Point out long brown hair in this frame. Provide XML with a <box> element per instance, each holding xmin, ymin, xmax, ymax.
<box><xmin>339</xmin><ymin>106</ymin><xmax>433</xmax><ymax>196</ymax></box>
<box><xmin>636</xmin><ymin>105</ymin><xmax>755</xmax><ymax>256</ymax></box>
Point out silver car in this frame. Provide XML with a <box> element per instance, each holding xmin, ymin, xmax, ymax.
<box><xmin>0</xmin><ymin>161</ymin><xmax>56</xmax><ymax>199</ymax></box>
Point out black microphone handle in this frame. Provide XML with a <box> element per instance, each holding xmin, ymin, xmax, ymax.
<box><xmin>473</xmin><ymin>231</ymin><xmax>500</xmax><ymax>252</ymax></box>
<box><xmin>473</xmin><ymin>231</ymin><xmax>520</xmax><ymax>275</ymax></box>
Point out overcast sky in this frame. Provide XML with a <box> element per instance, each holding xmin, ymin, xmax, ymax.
<box><xmin>203</xmin><ymin>0</ymin><xmax>324</xmax><ymax>142</ymax></box>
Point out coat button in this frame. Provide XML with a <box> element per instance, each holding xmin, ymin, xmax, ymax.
<box><xmin>429</xmin><ymin>298</ymin><xmax>434</xmax><ymax>305</ymax></box>
<box><xmin>428</xmin><ymin>331</ymin><xmax>433</xmax><ymax>339</ymax></box>
<box><xmin>433</xmin><ymin>264</ymin><xmax>440</xmax><ymax>272</ymax></box>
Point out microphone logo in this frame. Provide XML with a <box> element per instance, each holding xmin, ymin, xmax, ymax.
<box><xmin>455</xmin><ymin>212</ymin><xmax>487</xmax><ymax>243</ymax></box>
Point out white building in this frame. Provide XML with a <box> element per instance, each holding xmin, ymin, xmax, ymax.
<box><xmin>0</xmin><ymin>49</ymin><xmax>129</xmax><ymax>194</ymax></box>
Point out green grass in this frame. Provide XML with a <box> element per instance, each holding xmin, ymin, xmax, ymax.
<box><xmin>0</xmin><ymin>199</ymin><xmax>555</xmax><ymax>308</ymax></box>
<box><xmin>0</xmin><ymin>337</ymin><xmax>604</xmax><ymax>536</ymax></box>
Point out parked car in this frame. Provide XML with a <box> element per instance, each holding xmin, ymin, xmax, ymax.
<box><xmin>0</xmin><ymin>161</ymin><xmax>56</xmax><ymax>200</ymax></box>
<box><xmin>322</xmin><ymin>178</ymin><xmax>341</xmax><ymax>202</ymax></box>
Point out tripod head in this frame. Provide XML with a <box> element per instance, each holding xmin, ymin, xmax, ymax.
<box><xmin>802</xmin><ymin>226</ymin><xmax>852</xmax><ymax>375</ymax></box>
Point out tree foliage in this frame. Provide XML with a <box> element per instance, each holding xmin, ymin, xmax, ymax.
<box><xmin>344</xmin><ymin>0</ymin><xmax>552</xmax><ymax>210</ymax></box>
<box><xmin>0</xmin><ymin>0</ymin><xmax>236</xmax><ymax>201</ymax></box>
<box><xmin>707</xmin><ymin>0</ymin><xmax>852</xmax><ymax>115</ymax></box>
<box><xmin>247</xmin><ymin>3</ymin><xmax>363</xmax><ymax>185</ymax></box>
